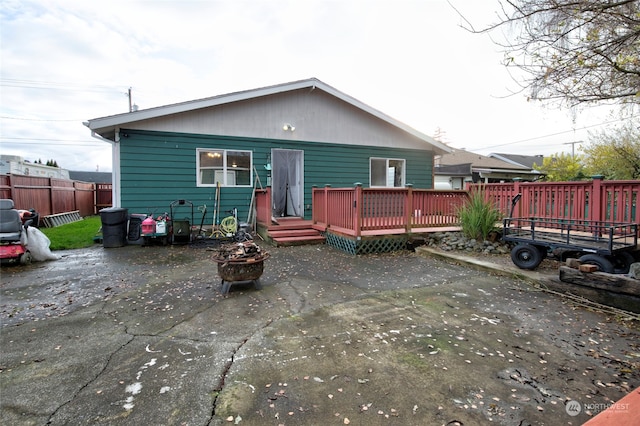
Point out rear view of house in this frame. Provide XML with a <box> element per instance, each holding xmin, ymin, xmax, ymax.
<box><xmin>85</xmin><ymin>78</ymin><xmax>450</xmax><ymax>238</ymax></box>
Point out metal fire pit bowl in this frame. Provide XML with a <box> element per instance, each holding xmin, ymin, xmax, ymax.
<box><xmin>212</xmin><ymin>253</ymin><xmax>270</xmax><ymax>294</ymax></box>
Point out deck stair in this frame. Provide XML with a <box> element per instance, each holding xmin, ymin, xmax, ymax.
<box><xmin>266</xmin><ymin>217</ymin><xmax>325</xmax><ymax>246</ymax></box>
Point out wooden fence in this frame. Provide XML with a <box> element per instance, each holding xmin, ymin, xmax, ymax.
<box><xmin>0</xmin><ymin>174</ymin><xmax>112</xmax><ymax>217</ymax></box>
<box><xmin>469</xmin><ymin>178</ymin><xmax>640</xmax><ymax>224</ymax></box>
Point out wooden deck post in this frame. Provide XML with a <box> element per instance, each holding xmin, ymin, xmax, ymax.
<box><xmin>311</xmin><ymin>185</ymin><xmax>318</xmax><ymax>225</ymax></box>
<box><xmin>324</xmin><ymin>185</ymin><xmax>330</xmax><ymax>228</ymax></box>
<box><xmin>354</xmin><ymin>183</ymin><xmax>362</xmax><ymax>238</ymax></box>
<box><xmin>405</xmin><ymin>184</ymin><xmax>413</xmax><ymax>233</ymax></box>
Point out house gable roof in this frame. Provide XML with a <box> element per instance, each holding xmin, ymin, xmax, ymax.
<box><xmin>85</xmin><ymin>78</ymin><xmax>451</xmax><ymax>154</ymax></box>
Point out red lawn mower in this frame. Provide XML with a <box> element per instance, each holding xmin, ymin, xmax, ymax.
<box><xmin>0</xmin><ymin>199</ymin><xmax>37</xmax><ymax>265</ymax></box>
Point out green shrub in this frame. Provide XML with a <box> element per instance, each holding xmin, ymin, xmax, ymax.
<box><xmin>39</xmin><ymin>216</ymin><xmax>102</xmax><ymax>250</ymax></box>
<box><xmin>457</xmin><ymin>191</ymin><xmax>502</xmax><ymax>241</ymax></box>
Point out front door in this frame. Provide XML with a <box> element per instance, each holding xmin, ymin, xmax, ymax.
<box><xmin>271</xmin><ymin>149</ymin><xmax>304</xmax><ymax>218</ymax></box>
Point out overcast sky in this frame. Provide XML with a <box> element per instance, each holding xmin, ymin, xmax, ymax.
<box><xmin>0</xmin><ymin>0</ymin><xmax>631</xmax><ymax>173</ymax></box>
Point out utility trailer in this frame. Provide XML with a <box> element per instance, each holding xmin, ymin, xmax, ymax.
<box><xmin>502</xmin><ymin>216</ymin><xmax>638</xmax><ymax>273</ymax></box>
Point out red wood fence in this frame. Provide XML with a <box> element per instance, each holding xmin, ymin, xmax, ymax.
<box><xmin>0</xmin><ymin>174</ymin><xmax>112</xmax><ymax>217</ymax></box>
<box><xmin>469</xmin><ymin>178</ymin><xmax>640</xmax><ymax>224</ymax></box>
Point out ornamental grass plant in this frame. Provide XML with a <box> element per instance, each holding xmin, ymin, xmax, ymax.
<box><xmin>457</xmin><ymin>190</ymin><xmax>502</xmax><ymax>242</ymax></box>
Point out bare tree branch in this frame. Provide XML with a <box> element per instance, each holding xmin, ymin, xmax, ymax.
<box><xmin>452</xmin><ymin>0</ymin><xmax>640</xmax><ymax>107</ymax></box>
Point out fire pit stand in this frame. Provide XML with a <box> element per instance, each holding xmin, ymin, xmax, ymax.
<box><xmin>212</xmin><ymin>242</ymin><xmax>269</xmax><ymax>294</ymax></box>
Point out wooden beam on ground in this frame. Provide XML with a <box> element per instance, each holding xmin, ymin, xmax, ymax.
<box><xmin>558</xmin><ymin>266</ymin><xmax>640</xmax><ymax>297</ymax></box>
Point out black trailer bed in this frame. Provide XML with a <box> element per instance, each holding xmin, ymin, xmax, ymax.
<box><xmin>503</xmin><ymin>217</ymin><xmax>638</xmax><ymax>255</ymax></box>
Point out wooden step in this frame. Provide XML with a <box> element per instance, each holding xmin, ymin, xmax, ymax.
<box><xmin>261</xmin><ymin>217</ymin><xmax>326</xmax><ymax>246</ymax></box>
<box><xmin>271</xmin><ymin>234</ymin><xmax>326</xmax><ymax>246</ymax></box>
<box><xmin>267</xmin><ymin>218</ymin><xmax>314</xmax><ymax>231</ymax></box>
<box><xmin>268</xmin><ymin>229</ymin><xmax>321</xmax><ymax>238</ymax></box>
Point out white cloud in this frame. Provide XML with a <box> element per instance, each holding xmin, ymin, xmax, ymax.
<box><xmin>0</xmin><ymin>0</ymin><xmax>631</xmax><ymax>173</ymax></box>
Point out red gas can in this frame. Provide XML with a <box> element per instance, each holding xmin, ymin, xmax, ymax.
<box><xmin>141</xmin><ymin>217</ymin><xmax>156</xmax><ymax>235</ymax></box>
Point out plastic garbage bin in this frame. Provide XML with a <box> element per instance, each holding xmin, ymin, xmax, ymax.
<box><xmin>100</xmin><ymin>207</ymin><xmax>129</xmax><ymax>248</ymax></box>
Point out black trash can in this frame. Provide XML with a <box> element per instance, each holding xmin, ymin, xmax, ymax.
<box><xmin>100</xmin><ymin>207</ymin><xmax>129</xmax><ymax>248</ymax></box>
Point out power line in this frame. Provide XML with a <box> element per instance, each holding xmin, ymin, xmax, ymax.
<box><xmin>0</xmin><ymin>78</ymin><xmax>125</xmax><ymax>93</ymax></box>
<box><xmin>1</xmin><ymin>137</ymin><xmax>107</xmax><ymax>146</ymax></box>
<box><xmin>475</xmin><ymin>115</ymin><xmax>636</xmax><ymax>151</ymax></box>
<box><xmin>0</xmin><ymin>115</ymin><xmax>84</xmax><ymax>122</ymax></box>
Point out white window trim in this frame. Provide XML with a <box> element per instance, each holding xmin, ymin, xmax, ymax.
<box><xmin>369</xmin><ymin>157</ymin><xmax>406</xmax><ymax>188</ymax></box>
<box><xmin>197</xmin><ymin>148</ymin><xmax>253</xmax><ymax>187</ymax></box>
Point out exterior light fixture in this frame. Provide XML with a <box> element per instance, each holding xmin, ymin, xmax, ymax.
<box><xmin>282</xmin><ymin>123</ymin><xmax>295</xmax><ymax>132</ymax></box>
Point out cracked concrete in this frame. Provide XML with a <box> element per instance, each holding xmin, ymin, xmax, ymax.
<box><xmin>1</xmin><ymin>243</ymin><xmax>638</xmax><ymax>425</ymax></box>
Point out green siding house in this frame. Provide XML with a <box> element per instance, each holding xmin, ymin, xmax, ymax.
<box><xmin>85</xmin><ymin>78</ymin><xmax>451</xmax><ymax>222</ymax></box>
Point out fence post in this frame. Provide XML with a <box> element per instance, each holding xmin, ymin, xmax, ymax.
<box><xmin>590</xmin><ymin>175</ymin><xmax>604</xmax><ymax>222</ymax></box>
<box><xmin>9</xmin><ymin>174</ymin><xmax>15</xmax><ymax>200</ymax></box>
<box><xmin>354</xmin><ymin>183</ymin><xmax>362</xmax><ymax>238</ymax></box>
<box><xmin>48</xmin><ymin>177</ymin><xmax>54</xmax><ymax>215</ymax></box>
<box><xmin>405</xmin><ymin>184</ymin><xmax>413</xmax><ymax>233</ymax></box>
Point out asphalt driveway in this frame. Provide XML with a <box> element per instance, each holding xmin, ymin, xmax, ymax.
<box><xmin>1</xmin><ymin>243</ymin><xmax>638</xmax><ymax>425</ymax></box>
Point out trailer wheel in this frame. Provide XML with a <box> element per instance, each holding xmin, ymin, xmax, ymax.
<box><xmin>511</xmin><ymin>244</ymin><xmax>544</xmax><ymax>270</ymax></box>
<box><xmin>578</xmin><ymin>254</ymin><xmax>614</xmax><ymax>273</ymax></box>
<box><xmin>606</xmin><ymin>252</ymin><xmax>635</xmax><ymax>274</ymax></box>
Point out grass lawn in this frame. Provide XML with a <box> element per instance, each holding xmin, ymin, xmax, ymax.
<box><xmin>39</xmin><ymin>216</ymin><xmax>102</xmax><ymax>250</ymax></box>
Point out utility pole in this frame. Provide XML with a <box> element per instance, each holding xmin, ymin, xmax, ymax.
<box><xmin>127</xmin><ymin>87</ymin><xmax>133</xmax><ymax>112</ymax></box>
<box><xmin>563</xmin><ymin>141</ymin><xmax>583</xmax><ymax>158</ymax></box>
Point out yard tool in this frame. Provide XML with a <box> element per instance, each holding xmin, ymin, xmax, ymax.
<box><xmin>196</xmin><ymin>204</ymin><xmax>207</xmax><ymax>239</ymax></box>
<box><xmin>216</xmin><ymin>181</ymin><xmax>221</xmax><ymax>229</ymax></box>
<box><xmin>246</xmin><ymin>166</ymin><xmax>264</xmax><ymax>225</ymax></box>
<box><xmin>210</xmin><ymin>182</ymin><xmax>222</xmax><ymax>238</ymax></box>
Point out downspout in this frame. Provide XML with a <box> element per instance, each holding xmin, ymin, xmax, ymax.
<box><xmin>85</xmin><ymin>124</ymin><xmax>121</xmax><ymax>208</ymax></box>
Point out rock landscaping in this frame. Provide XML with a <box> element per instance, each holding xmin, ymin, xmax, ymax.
<box><xmin>424</xmin><ymin>231</ymin><xmax>512</xmax><ymax>255</ymax></box>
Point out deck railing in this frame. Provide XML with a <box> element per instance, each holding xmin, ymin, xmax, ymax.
<box><xmin>256</xmin><ymin>178</ymin><xmax>638</xmax><ymax>238</ymax></box>
<box><xmin>312</xmin><ymin>185</ymin><xmax>469</xmax><ymax>237</ymax></box>
<box><xmin>470</xmin><ymin>177</ymin><xmax>640</xmax><ymax>224</ymax></box>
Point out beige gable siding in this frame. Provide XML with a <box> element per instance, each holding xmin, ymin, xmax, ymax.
<box><xmin>125</xmin><ymin>88</ymin><xmax>431</xmax><ymax>151</ymax></box>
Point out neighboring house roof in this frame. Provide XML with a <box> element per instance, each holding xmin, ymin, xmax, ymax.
<box><xmin>489</xmin><ymin>153</ymin><xmax>544</xmax><ymax>169</ymax></box>
<box><xmin>69</xmin><ymin>171</ymin><xmax>112</xmax><ymax>183</ymax></box>
<box><xmin>437</xmin><ymin>149</ymin><xmax>530</xmax><ymax>170</ymax></box>
<box><xmin>435</xmin><ymin>148</ymin><xmax>543</xmax><ymax>181</ymax></box>
<box><xmin>434</xmin><ymin>163</ymin><xmax>472</xmax><ymax>176</ymax></box>
<box><xmin>85</xmin><ymin>77</ymin><xmax>451</xmax><ymax>155</ymax></box>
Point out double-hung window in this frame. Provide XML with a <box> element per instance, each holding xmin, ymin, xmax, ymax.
<box><xmin>197</xmin><ymin>149</ymin><xmax>252</xmax><ymax>187</ymax></box>
<box><xmin>370</xmin><ymin>157</ymin><xmax>405</xmax><ymax>187</ymax></box>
